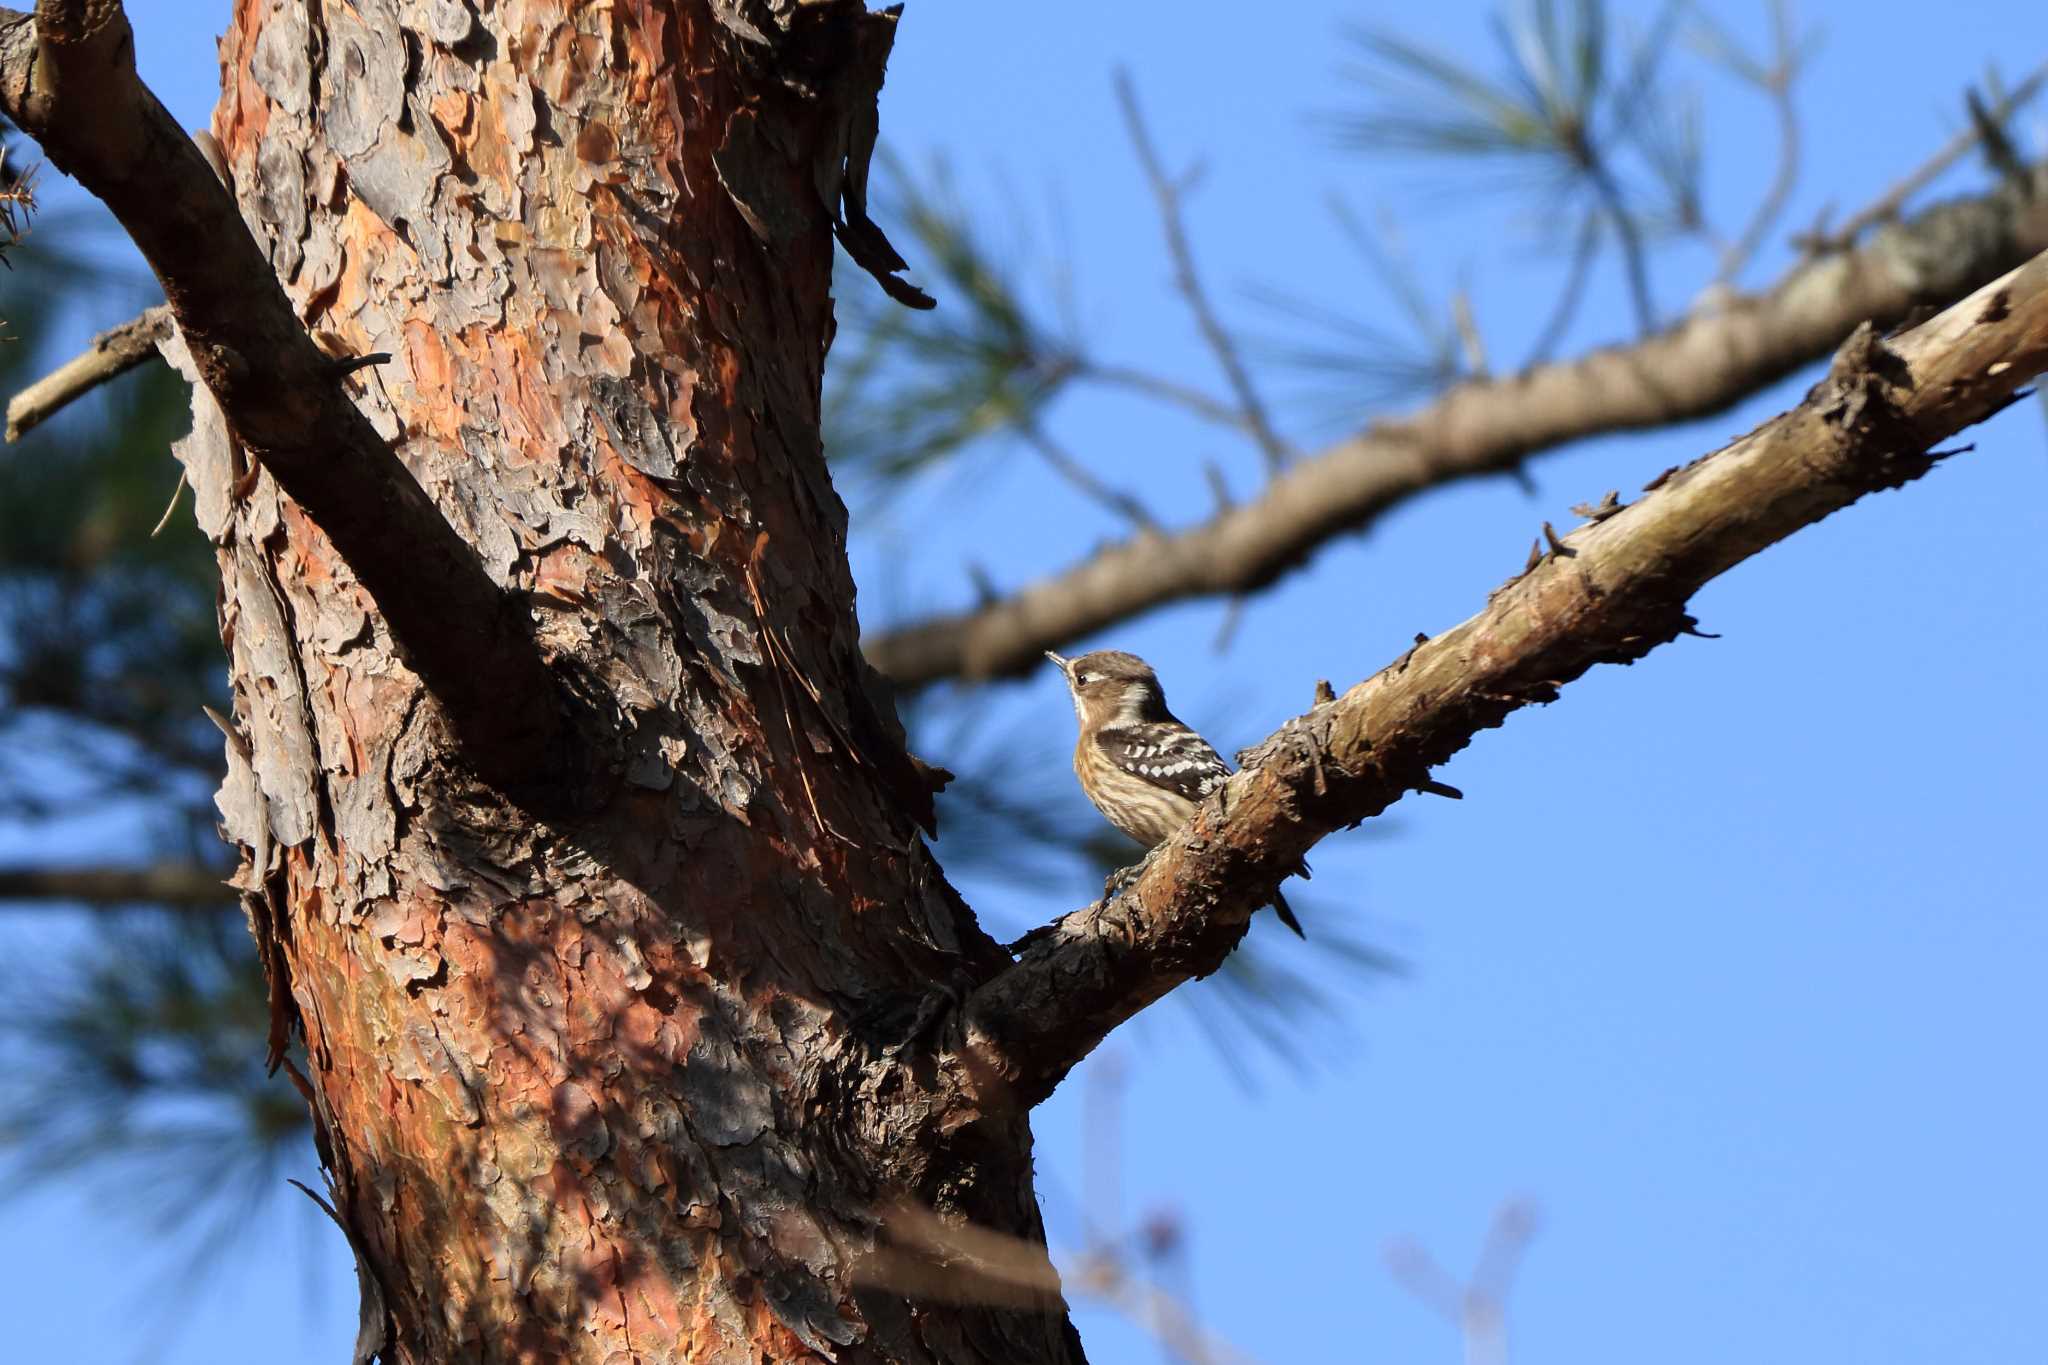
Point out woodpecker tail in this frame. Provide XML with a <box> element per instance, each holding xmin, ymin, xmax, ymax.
<box><xmin>1270</xmin><ymin>886</ymin><xmax>1306</xmax><ymax>938</ymax></box>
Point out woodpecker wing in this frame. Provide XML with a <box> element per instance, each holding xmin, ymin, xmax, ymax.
<box><xmin>1096</xmin><ymin>724</ymin><xmax>1231</xmax><ymax>804</ymax></box>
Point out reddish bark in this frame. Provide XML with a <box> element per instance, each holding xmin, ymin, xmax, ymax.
<box><xmin>180</xmin><ymin>3</ymin><xmax>1073</xmax><ymax>1360</ymax></box>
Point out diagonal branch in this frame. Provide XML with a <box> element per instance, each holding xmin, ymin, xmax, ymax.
<box><xmin>1115</xmin><ymin>71</ymin><xmax>1294</xmax><ymax>475</ymax></box>
<box><xmin>867</xmin><ymin>165</ymin><xmax>2048</xmax><ymax>689</ymax></box>
<box><xmin>1797</xmin><ymin>63</ymin><xmax>2048</xmax><ymax>254</ymax></box>
<box><xmin>0</xmin><ymin>4</ymin><xmax>564</xmax><ymax>793</ymax></box>
<box><xmin>0</xmin><ymin>862</ymin><xmax>232</xmax><ymax>908</ymax></box>
<box><xmin>1019</xmin><ymin>422</ymin><xmax>1156</xmax><ymax>529</ymax></box>
<box><xmin>962</xmin><ymin>248</ymin><xmax>2048</xmax><ymax>1107</ymax></box>
<box><xmin>4</xmin><ymin>302</ymin><xmax>169</xmax><ymax>441</ymax></box>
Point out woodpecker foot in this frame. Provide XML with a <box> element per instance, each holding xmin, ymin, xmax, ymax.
<box><xmin>1103</xmin><ymin>850</ymin><xmax>1159</xmax><ymax>900</ymax></box>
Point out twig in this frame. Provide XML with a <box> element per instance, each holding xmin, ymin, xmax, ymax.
<box><xmin>4</xmin><ymin>304</ymin><xmax>171</xmax><ymax>441</ymax></box>
<box><xmin>1114</xmin><ymin>70</ymin><xmax>1294</xmax><ymax>474</ymax></box>
<box><xmin>1202</xmin><ymin>460</ymin><xmax>1234</xmax><ymax>513</ymax></box>
<box><xmin>1714</xmin><ymin>0</ymin><xmax>1804</xmax><ymax>285</ymax></box>
<box><xmin>1451</xmin><ymin>286</ymin><xmax>1488</xmax><ymax>378</ymax></box>
<box><xmin>1020</xmin><ymin>422</ymin><xmax>1157</xmax><ymax>529</ymax></box>
<box><xmin>1066</xmin><ymin>1253</ymin><xmax>1260</xmax><ymax>1365</ymax></box>
<box><xmin>1211</xmin><ymin>596</ymin><xmax>1246</xmax><ymax>651</ymax></box>
<box><xmin>149</xmin><ymin>467</ymin><xmax>188</xmax><ymax>536</ymax></box>
<box><xmin>1387</xmin><ymin>1200</ymin><xmax>1540</xmax><ymax>1365</ymax></box>
<box><xmin>1073</xmin><ymin>360</ymin><xmax>1258</xmax><ymax>436</ymax></box>
<box><xmin>1525</xmin><ymin>209</ymin><xmax>1602</xmax><ymax>367</ymax></box>
<box><xmin>1799</xmin><ymin>62</ymin><xmax>2048</xmax><ymax>253</ymax></box>
<box><xmin>863</xmin><ymin>1201</ymin><xmax>1264</xmax><ymax>1365</ymax></box>
<box><xmin>0</xmin><ymin>862</ymin><xmax>232</xmax><ymax>908</ymax></box>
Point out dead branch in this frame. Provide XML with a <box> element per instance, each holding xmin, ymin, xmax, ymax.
<box><xmin>1021</xmin><ymin>423</ymin><xmax>1158</xmax><ymax>529</ymax></box>
<box><xmin>962</xmin><ymin>248</ymin><xmax>2048</xmax><ymax>1107</ymax></box>
<box><xmin>1388</xmin><ymin>1199</ymin><xmax>1540</xmax><ymax>1365</ymax></box>
<box><xmin>0</xmin><ymin>862</ymin><xmax>232</xmax><ymax>907</ymax></box>
<box><xmin>1115</xmin><ymin>70</ymin><xmax>1293</xmax><ymax>475</ymax></box>
<box><xmin>1798</xmin><ymin>63</ymin><xmax>2048</xmax><ymax>253</ymax></box>
<box><xmin>1712</xmin><ymin>0</ymin><xmax>1805</xmax><ymax>286</ymax></box>
<box><xmin>867</xmin><ymin>164</ymin><xmax>2048</xmax><ymax>689</ymax></box>
<box><xmin>0</xmin><ymin>3</ymin><xmax>564</xmax><ymax>792</ymax></box>
<box><xmin>4</xmin><ymin>303</ymin><xmax>169</xmax><ymax>441</ymax></box>
<box><xmin>859</xmin><ymin>1199</ymin><xmax>1263</xmax><ymax>1365</ymax></box>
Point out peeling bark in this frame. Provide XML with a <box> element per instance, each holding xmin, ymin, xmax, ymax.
<box><xmin>8</xmin><ymin>0</ymin><xmax>2043</xmax><ymax>1358</ymax></box>
<box><xmin>8</xmin><ymin>2</ymin><xmax>1072</xmax><ymax>1360</ymax></box>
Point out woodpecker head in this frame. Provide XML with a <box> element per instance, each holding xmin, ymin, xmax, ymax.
<box><xmin>1045</xmin><ymin>649</ymin><xmax>1170</xmax><ymax>729</ymax></box>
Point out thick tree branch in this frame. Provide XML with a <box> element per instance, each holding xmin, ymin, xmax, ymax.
<box><xmin>0</xmin><ymin>862</ymin><xmax>231</xmax><ymax>907</ymax></box>
<box><xmin>0</xmin><ymin>5</ymin><xmax>564</xmax><ymax>791</ymax></box>
<box><xmin>3</xmin><ymin>302</ymin><xmax>168</xmax><ymax>441</ymax></box>
<box><xmin>869</xmin><ymin>166</ymin><xmax>2048</xmax><ymax>689</ymax></box>
<box><xmin>964</xmin><ymin>249</ymin><xmax>2048</xmax><ymax>1107</ymax></box>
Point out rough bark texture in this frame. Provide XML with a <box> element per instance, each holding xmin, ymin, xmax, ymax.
<box><xmin>1</xmin><ymin>2</ymin><xmax>566</xmax><ymax>791</ymax></box>
<box><xmin>865</xmin><ymin>165</ymin><xmax>2048</xmax><ymax>688</ymax></box>
<box><xmin>967</xmin><ymin>252</ymin><xmax>2048</xmax><ymax>1104</ymax></box>
<box><xmin>10</xmin><ymin>1</ymin><xmax>2046</xmax><ymax>1359</ymax></box>
<box><xmin>6</xmin><ymin>2</ymin><xmax>1079</xmax><ymax>1361</ymax></box>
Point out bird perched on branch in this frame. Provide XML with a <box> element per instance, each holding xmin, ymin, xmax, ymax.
<box><xmin>1046</xmin><ymin>648</ymin><xmax>1306</xmax><ymax>936</ymax></box>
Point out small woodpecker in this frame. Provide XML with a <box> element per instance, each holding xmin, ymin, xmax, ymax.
<box><xmin>1046</xmin><ymin>648</ymin><xmax>1305</xmax><ymax>936</ymax></box>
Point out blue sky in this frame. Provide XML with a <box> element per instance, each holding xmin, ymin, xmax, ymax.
<box><xmin>4</xmin><ymin>2</ymin><xmax>2045</xmax><ymax>1362</ymax></box>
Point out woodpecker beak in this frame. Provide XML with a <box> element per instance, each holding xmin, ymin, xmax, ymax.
<box><xmin>1044</xmin><ymin>651</ymin><xmax>1070</xmax><ymax>678</ymax></box>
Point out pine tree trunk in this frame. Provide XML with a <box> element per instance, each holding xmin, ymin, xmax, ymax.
<box><xmin>189</xmin><ymin>3</ymin><xmax>1080</xmax><ymax>1359</ymax></box>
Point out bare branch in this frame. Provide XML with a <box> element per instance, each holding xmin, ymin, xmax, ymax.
<box><xmin>0</xmin><ymin>862</ymin><xmax>231</xmax><ymax>907</ymax></box>
<box><xmin>1071</xmin><ymin>360</ymin><xmax>1257</xmax><ymax>436</ymax></box>
<box><xmin>962</xmin><ymin>249</ymin><xmax>2048</xmax><ymax>1106</ymax></box>
<box><xmin>1114</xmin><ymin>71</ymin><xmax>1294</xmax><ymax>475</ymax></box>
<box><xmin>868</xmin><ymin>165</ymin><xmax>2048</xmax><ymax>688</ymax></box>
<box><xmin>1799</xmin><ymin>63</ymin><xmax>2048</xmax><ymax>253</ymax></box>
<box><xmin>1390</xmin><ymin>1199</ymin><xmax>1540</xmax><ymax>1365</ymax></box>
<box><xmin>0</xmin><ymin>4</ymin><xmax>565</xmax><ymax>792</ymax></box>
<box><xmin>858</xmin><ymin>1200</ymin><xmax>1264</xmax><ymax>1365</ymax></box>
<box><xmin>1712</xmin><ymin>0</ymin><xmax>1805</xmax><ymax>285</ymax></box>
<box><xmin>1020</xmin><ymin>423</ymin><xmax>1157</xmax><ymax>529</ymax></box>
<box><xmin>4</xmin><ymin>303</ymin><xmax>169</xmax><ymax>441</ymax></box>
<box><xmin>1065</xmin><ymin>1252</ymin><xmax>1263</xmax><ymax>1365</ymax></box>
